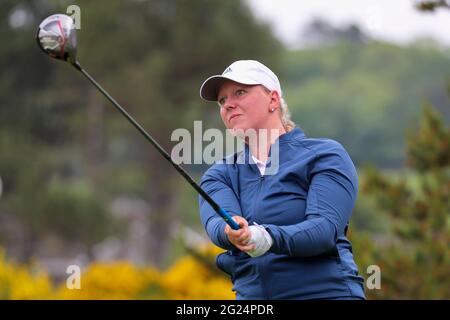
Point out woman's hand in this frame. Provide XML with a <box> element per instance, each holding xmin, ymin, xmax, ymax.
<box><xmin>224</xmin><ymin>216</ymin><xmax>256</xmax><ymax>252</ymax></box>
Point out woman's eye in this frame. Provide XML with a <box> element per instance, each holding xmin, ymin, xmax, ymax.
<box><xmin>235</xmin><ymin>89</ymin><xmax>246</xmax><ymax>96</ymax></box>
<box><xmin>218</xmin><ymin>97</ymin><xmax>226</xmax><ymax>105</ymax></box>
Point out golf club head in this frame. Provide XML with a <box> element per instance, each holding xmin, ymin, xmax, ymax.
<box><xmin>37</xmin><ymin>14</ymin><xmax>77</xmax><ymax>64</ymax></box>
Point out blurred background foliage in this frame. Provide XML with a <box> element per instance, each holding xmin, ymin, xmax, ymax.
<box><xmin>0</xmin><ymin>0</ymin><xmax>448</xmax><ymax>299</ymax></box>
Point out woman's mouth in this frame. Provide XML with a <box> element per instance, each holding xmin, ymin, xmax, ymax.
<box><xmin>229</xmin><ymin>114</ymin><xmax>241</xmax><ymax>122</ymax></box>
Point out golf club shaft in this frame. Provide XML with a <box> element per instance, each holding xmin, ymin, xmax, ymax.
<box><xmin>72</xmin><ymin>61</ymin><xmax>240</xmax><ymax>230</ymax></box>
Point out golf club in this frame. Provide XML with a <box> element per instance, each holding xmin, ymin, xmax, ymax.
<box><xmin>36</xmin><ymin>14</ymin><xmax>240</xmax><ymax>230</ymax></box>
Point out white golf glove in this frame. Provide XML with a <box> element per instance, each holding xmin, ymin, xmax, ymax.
<box><xmin>246</xmin><ymin>223</ymin><xmax>273</xmax><ymax>257</ymax></box>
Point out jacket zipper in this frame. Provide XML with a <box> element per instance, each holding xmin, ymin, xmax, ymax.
<box><xmin>252</xmin><ymin>174</ymin><xmax>271</xmax><ymax>299</ymax></box>
<box><xmin>252</xmin><ymin>175</ymin><xmax>264</xmax><ymax>222</ymax></box>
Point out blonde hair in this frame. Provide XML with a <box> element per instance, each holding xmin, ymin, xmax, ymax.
<box><xmin>279</xmin><ymin>97</ymin><xmax>295</xmax><ymax>132</ymax></box>
<box><xmin>262</xmin><ymin>86</ymin><xmax>296</xmax><ymax>132</ymax></box>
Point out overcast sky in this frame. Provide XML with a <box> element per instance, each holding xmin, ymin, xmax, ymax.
<box><xmin>246</xmin><ymin>0</ymin><xmax>450</xmax><ymax>48</ymax></box>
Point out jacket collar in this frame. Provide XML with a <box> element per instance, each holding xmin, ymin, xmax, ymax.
<box><xmin>241</xmin><ymin>127</ymin><xmax>306</xmax><ymax>165</ymax></box>
<box><xmin>278</xmin><ymin>127</ymin><xmax>305</xmax><ymax>144</ymax></box>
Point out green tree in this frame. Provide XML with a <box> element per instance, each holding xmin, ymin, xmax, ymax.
<box><xmin>415</xmin><ymin>0</ymin><xmax>450</xmax><ymax>11</ymax></box>
<box><xmin>0</xmin><ymin>0</ymin><xmax>282</xmax><ymax>266</ymax></box>
<box><xmin>72</xmin><ymin>0</ymin><xmax>281</xmax><ymax>266</ymax></box>
<box><xmin>282</xmin><ymin>40</ymin><xmax>450</xmax><ymax>168</ymax></box>
<box><xmin>353</xmin><ymin>105</ymin><xmax>449</xmax><ymax>299</ymax></box>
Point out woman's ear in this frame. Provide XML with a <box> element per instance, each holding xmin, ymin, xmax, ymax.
<box><xmin>268</xmin><ymin>90</ymin><xmax>280</xmax><ymax>112</ymax></box>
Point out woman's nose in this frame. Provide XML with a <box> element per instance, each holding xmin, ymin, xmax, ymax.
<box><xmin>224</xmin><ymin>99</ymin><xmax>237</xmax><ymax>110</ymax></box>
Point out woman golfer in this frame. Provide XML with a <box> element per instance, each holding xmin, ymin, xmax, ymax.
<box><xmin>198</xmin><ymin>60</ymin><xmax>366</xmax><ymax>300</ymax></box>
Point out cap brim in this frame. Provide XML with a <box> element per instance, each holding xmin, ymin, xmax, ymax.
<box><xmin>199</xmin><ymin>74</ymin><xmax>260</xmax><ymax>102</ymax></box>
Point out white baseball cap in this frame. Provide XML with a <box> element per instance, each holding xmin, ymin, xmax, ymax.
<box><xmin>199</xmin><ymin>60</ymin><xmax>282</xmax><ymax>101</ymax></box>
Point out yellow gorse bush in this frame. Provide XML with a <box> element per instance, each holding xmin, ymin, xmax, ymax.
<box><xmin>57</xmin><ymin>261</ymin><xmax>162</xmax><ymax>299</ymax></box>
<box><xmin>162</xmin><ymin>256</ymin><xmax>234</xmax><ymax>300</ymax></box>
<box><xmin>159</xmin><ymin>243</ymin><xmax>234</xmax><ymax>299</ymax></box>
<box><xmin>0</xmin><ymin>245</ymin><xmax>234</xmax><ymax>300</ymax></box>
<box><xmin>0</xmin><ymin>249</ymin><xmax>53</xmax><ymax>299</ymax></box>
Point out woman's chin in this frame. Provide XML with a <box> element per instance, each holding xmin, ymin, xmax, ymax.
<box><xmin>228</xmin><ymin>127</ymin><xmax>254</xmax><ymax>139</ymax></box>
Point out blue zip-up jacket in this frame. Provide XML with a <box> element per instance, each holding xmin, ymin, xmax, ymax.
<box><xmin>199</xmin><ymin>127</ymin><xmax>366</xmax><ymax>299</ymax></box>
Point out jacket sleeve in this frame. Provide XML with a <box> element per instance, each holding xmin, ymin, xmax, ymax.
<box><xmin>198</xmin><ymin>164</ymin><xmax>243</xmax><ymax>251</ymax></box>
<box><xmin>264</xmin><ymin>142</ymin><xmax>358</xmax><ymax>257</ymax></box>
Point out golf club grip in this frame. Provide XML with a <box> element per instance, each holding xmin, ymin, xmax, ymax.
<box><xmin>72</xmin><ymin>62</ymin><xmax>240</xmax><ymax>231</ymax></box>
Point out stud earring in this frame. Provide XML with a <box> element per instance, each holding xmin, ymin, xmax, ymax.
<box><xmin>271</xmin><ymin>108</ymin><xmax>275</xmax><ymax>112</ymax></box>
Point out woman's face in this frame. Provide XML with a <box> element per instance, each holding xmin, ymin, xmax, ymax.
<box><xmin>217</xmin><ymin>80</ymin><xmax>274</xmax><ymax>132</ymax></box>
